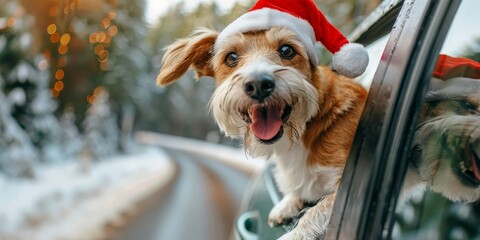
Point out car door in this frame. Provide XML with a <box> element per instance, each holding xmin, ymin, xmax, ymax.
<box><xmin>327</xmin><ymin>0</ymin><xmax>474</xmax><ymax>239</ymax></box>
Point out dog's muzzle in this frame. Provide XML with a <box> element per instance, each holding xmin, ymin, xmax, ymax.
<box><xmin>457</xmin><ymin>139</ymin><xmax>480</xmax><ymax>187</ymax></box>
<box><xmin>243</xmin><ymin>73</ymin><xmax>275</xmax><ymax>102</ymax></box>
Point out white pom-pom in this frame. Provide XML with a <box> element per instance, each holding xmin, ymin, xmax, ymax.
<box><xmin>332</xmin><ymin>43</ymin><xmax>369</xmax><ymax>78</ymax></box>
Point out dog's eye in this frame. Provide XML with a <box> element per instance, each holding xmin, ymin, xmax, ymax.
<box><xmin>225</xmin><ymin>52</ymin><xmax>239</xmax><ymax>67</ymax></box>
<box><xmin>278</xmin><ymin>44</ymin><xmax>296</xmax><ymax>60</ymax></box>
<box><xmin>459</xmin><ymin>100</ymin><xmax>477</xmax><ymax>110</ymax></box>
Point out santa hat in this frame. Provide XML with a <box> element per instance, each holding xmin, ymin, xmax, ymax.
<box><xmin>214</xmin><ymin>0</ymin><xmax>369</xmax><ymax>78</ymax></box>
<box><xmin>427</xmin><ymin>54</ymin><xmax>480</xmax><ymax>101</ymax></box>
<box><xmin>433</xmin><ymin>54</ymin><xmax>480</xmax><ymax>80</ymax></box>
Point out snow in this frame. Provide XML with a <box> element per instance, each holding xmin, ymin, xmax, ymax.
<box><xmin>0</xmin><ymin>147</ymin><xmax>175</xmax><ymax>240</ymax></box>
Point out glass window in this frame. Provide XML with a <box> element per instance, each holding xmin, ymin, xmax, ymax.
<box><xmin>357</xmin><ymin>34</ymin><xmax>389</xmax><ymax>90</ymax></box>
<box><xmin>394</xmin><ymin>0</ymin><xmax>480</xmax><ymax>239</ymax></box>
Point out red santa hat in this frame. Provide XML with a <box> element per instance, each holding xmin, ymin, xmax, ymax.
<box><xmin>427</xmin><ymin>54</ymin><xmax>480</xmax><ymax>101</ymax></box>
<box><xmin>214</xmin><ymin>0</ymin><xmax>369</xmax><ymax>78</ymax></box>
<box><xmin>433</xmin><ymin>54</ymin><xmax>480</xmax><ymax>80</ymax></box>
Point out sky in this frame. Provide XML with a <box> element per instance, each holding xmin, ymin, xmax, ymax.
<box><xmin>145</xmin><ymin>0</ymin><xmax>246</xmax><ymax>25</ymax></box>
<box><xmin>440</xmin><ymin>0</ymin><xmax>480</xmax><ymax>56</ymax></box>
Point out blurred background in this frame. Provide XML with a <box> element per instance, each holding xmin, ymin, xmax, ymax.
<box><xmin>9</xmin><ymin>0</ymin><xmax>468</xmax><ymax>239</ymax></box>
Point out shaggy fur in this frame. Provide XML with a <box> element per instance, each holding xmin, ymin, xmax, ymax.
<box><xmin>156</xmin><ymin>27</ymin><xmax>367</xmax><ymax>239</ymax></box>
<box><xmin>401</xmin><ymin>77</ymin><xmax>480</xmax><ymax>205</ymax></box>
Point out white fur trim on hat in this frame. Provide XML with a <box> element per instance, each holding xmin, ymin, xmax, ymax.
<box><xmin>214</xmin><ymin>8</ymin><xmax>319</xmax><ymax>65</ymax></box>
<box><xmin>332</xmin><ymin>43</ymin><xmax>369</xmax><ymax>78</ymax></box>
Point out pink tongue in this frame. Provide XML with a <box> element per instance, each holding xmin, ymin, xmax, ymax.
<box><xmin>472</xmin><ymin>154</ymin><xmax>480</xmax><ymax>181</ymax></box>
<box><xmin>250</xmin><ymin>107</ymin><xmax>283</xmax><ymax>140</ymax></box>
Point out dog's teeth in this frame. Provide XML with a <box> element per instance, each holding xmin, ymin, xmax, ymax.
<box><xmin>460</xmin><ymin>161</ymin><xmax>467</xmax><ymax>172</ymax></box>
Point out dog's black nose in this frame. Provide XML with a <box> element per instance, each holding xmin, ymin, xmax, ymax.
<box><xmin>244</xmin><ymin>74</ymin><xmax>275</xmax><ymax>102</ymax></box>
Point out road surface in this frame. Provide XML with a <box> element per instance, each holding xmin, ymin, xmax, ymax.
<box><xmin>114</xmin><ymin>147</ymin><xmax>254</xmax><ymax>240</ymax></box>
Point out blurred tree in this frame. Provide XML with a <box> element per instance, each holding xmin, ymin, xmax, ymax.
<box><xmin>314</xmin><ymin>0</ymin><xmax>382</xmax><ymax>34</ymax></box>
<box><xmin>27</xmin><ymin>0</ymin><xmax>153</xmax><ymax>153</ymax></box>
<box><xmin>464</xmin><ymin>37</ymin><xmax>480</xmax><ymax>62</ymax></box>
<box><xmin>0</xmin><ymin>1</ymin><xmax>33</xmax><ymax>178</ymax></box>
<box><xmin>27</xmin><ymin>1</ymin><xmax>144</xmax><ymax>115</ymax></box>
<box><xmin>96</xmin><ymin>0</ymin><xmax>153</xmax><ymax>152</ymax></box>
<box><xmin>0</xmin><ymin>0</ymin><xmax>62</xmax><ymax>165</ymax></box>
<box><xmin>58</xmin><ymin>106</ymin><xmax>83</xmax><ymax>159</ymax></box>
<box><xmin>0</xmin><ymin>75</ymin><xmax>36</xmax><ymax>178</ymax></box>
<box><xmin>145</xmin><ymin>1</ymin><xmax>249</xmax><ymax>143</ymax></box>
<box><xmin>83</xmin><ymin>88</ymin><xmax>119</xmax><ymax>159</ymax></box>
<box><xmin>98</xmin><ymin>0</ymin><xmax>153</xmax><ymax>116</ymax></box>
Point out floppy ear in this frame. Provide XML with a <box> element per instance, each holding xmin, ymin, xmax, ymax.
<box><xmin>156</xmin><ymin>28</ymin><xmax>218</xmax><ymax>86</ymax></box>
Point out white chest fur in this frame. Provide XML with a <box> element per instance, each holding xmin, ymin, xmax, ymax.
<box><xmin>271</xmin><ymin>140</ymin><xmax>343</xmax><ymax>202</ymax></box>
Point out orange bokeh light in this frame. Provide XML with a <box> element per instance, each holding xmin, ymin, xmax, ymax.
<box><xmin>50</xmin><ymin>33</ymin><xmax>60</xmax><ymax>43</ymax></box>
<box><xmin>95</xmin><ymin>32</ymin><xmax>106</xmax><ymax>43</ymax></box>
<box><xmin>58</xmin><ymin>45</ymin><xmax>68</xmax><ymax>54</ymax></box>
<box><xmin>60</xmin><ymin>33</ymin><xmax>71</xmax><ymax>45</ymax></box>
<box><xmin>102</xmin><ymin>18</ymin><xmax>111</xmax><ymax>28</ymax></box>
<box><xmin>94</xmin><ymin>45</ymin><xmax>104</xmax><ymax>55</ymax></box>
<box><xmin>108</xmin><ymin>11</ymin><xmax>116</xmax><ymax>20</ymax></box>
<box><xmin>89</xmin><ymin>33</ymin><xmax>97</xmax><ymax>43</ymax></box>
<box><xmin>54</xmin><ymin>81</ymin><xmax>64</xmax><ymax>91</ymax></box>
<box><xmin>51</xmin><ymin>89</ymin><xmax>60</xmax><ymax>98</ymax></box>
<box><xmin>107</xmin><ymin>26</ymin><xmax>118</xmax><ymax>37</ymax></box>
<box><xmin>55</xmin><ymin>69</ymin><xmax>64</xmax><ymax>80</ymax></box>
<box><xmin>47</xmin><ymin>24</ymin><xmax>57</xmax><ymax>34</ymax></box>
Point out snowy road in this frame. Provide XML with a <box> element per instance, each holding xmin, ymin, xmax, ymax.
<box><xmin>114</xmin><ymin>133</ymin><xmax>260</xmax><ymax>240</ymax></box>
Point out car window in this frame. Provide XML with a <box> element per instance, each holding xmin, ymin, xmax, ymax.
<box><xmin>394</xmin><ymin>0</ymin><xmax>480</xmax><ymax>239</ymax></box>
<box><xmin>357</xmin><ymin>35</ymin><xmax>389</xmax><ymax>90</ymax></box>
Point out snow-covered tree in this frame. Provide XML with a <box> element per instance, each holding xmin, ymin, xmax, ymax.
<box><xmin>0</xmin><ymin>0</ymin><xmax>62</xmax><ymax>163</ymax></box>
<box><xmin>58</xmin><ymin>107</ymin><xmax>84</xmax><ymax>159</ymax></box>
<box><xmin>0</xmin><ymin>75</ymin><xmax>36</xmax><ymax>178</ymax></box>
<box><xmin>0</xmin><ymin>0</ymin><xmax>38</xmax><ymax>177</ymax></box>
<box><xmin>83</xmin><ymin>89</ymin><xmax>119</xmax><ymax>159</ymax></box>
<box><xmin>28</xmin><ymin>61</ymin><xmax>63</xmax><ymax>162</ymax></box>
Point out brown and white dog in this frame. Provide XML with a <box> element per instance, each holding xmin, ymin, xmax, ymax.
<box><xmin>402</xmin><ymin>76</ymin><xmax>480</xmax><ymax>205</ymax></box>
<box><xmin>156</xmin><ymin>26</ymin><xmax>367</xmax><ymax>239</ymax></box>
<box><xmin>156</xmin><ymin>1</ymin><xmax>369</xmax><ymax>239</ymax></box>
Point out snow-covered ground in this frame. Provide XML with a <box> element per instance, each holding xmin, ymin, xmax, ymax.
<box><xmin>0</xmin><ymin>147</ymin><xmax>175</xmax><ymax>240</ymax></box>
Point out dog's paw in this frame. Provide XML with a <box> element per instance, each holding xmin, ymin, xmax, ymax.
<box><xmin>277</xmin><ymin>226</ymin><xmax>320</xmax><ymax>240</ymax></box>
<box><xmin>268</xmin><ymin>195</ymin><xmax>303</xmax><ymax>227</ymax></box>
<box><xmin>277</xmin><ymin>230</ymin><xmax>303</xmax><ymax>240</ymax></box>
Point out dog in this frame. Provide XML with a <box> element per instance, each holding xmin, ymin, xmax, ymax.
<box><xmin>401</xmin><ymin>75</ymin><xmax>480</xmax><ymax>205</ymax></box>
<box><xmin>156</xmin><ymin>25</ymin><xmax>367</xmax><ymax>239</ymax></box>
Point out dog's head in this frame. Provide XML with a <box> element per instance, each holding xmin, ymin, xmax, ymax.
<box><xmin>414</xmin><ymin>77</ymin><xmax>480</xmax><ymax>202</ymax></box>
<box><xmin>156</xmin><ymin>27</ymin><xmax>319</xmax><ymax>156</ymax></box>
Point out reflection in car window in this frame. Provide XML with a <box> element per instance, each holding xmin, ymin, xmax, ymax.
<box><xmin>395</xmin><ymin>0</ymin><xmax>480</xmax><ymax>239</ymax></box>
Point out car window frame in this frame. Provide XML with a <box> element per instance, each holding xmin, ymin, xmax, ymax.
<box><xmin>326</xmin><ymin>0</ymin><xmax>462</xmax><ymax>239</ymax></box>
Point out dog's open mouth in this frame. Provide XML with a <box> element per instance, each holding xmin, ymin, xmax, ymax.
<box><xmin>242</xmin><ymin>104</ymin><xmax>292</xmax><ymax>144</ymax></box>
<box><xmin>455</xmin><ymin>143</ymin><xmax>480</xmax><ymax>187</ymax></box>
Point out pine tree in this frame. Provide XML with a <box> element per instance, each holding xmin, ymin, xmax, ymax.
<box><xmin>0</xmin><ymin>0</ymin><xmax>62</xmax><ymax>163</ymax></box>
<box><xmin>0</xmin><ymin>75</ymin><xmax>36</xmax><ymax>178</ymax></box>
<box><xmin>83</xmin><ymin>89</ymin><xmax>119</xmax><ymax>159</ymax></box>
<box><xmin>59</xmin><ymin>106</ymin><xmax>83</xmax><ymax>159</ymax></box>
<box><xmin>28</xmin><ymin>59</ymin><xmax>63</xmax><ymax>162</ymax></box>
<box><xmin>0</xmin><ymin>0</ymin><xmax>42</xmax><ymax>177</ymax></box>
